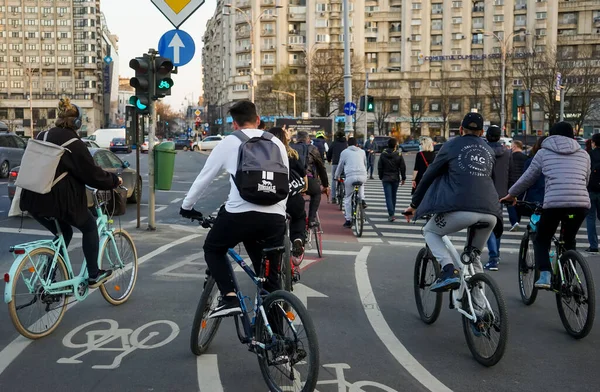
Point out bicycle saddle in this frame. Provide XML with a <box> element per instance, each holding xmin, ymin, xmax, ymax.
<box><xmin>352</xmin><ymin>181</ymin><xmax>363</xmax><ymax>186</ymax></box>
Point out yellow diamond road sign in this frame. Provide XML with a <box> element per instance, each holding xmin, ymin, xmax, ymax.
<box><xmin>151</xmin><ymin>0</ymin><xmax>205</xmax><ymax>28</ymax></box>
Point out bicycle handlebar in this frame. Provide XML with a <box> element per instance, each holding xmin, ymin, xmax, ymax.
<box><xmin>190</xmin><ymin>214</ymin><xmax>215</xmax><ymax>229</ymax></box>
<box><xmin>501</xmin><ymin>200</ymin><xmax>542</xmax><ymax>210</ymax></box>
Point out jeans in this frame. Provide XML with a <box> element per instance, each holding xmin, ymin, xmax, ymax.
<box><xmin>32</xmin><ymin>210</ymin><xmax>100</xmax><ymax>277</ymax></box>
<box><xmin>586</xmin><ymin>192</ymin><xmax>600</xmax><ymax>249</ymax></box>
<box><xmin>343</xmin><ymin>175</ymin><xmax>367</xmax><ymax>221</ymax></box>
<box><xmin>331</xmin><ymin>164</ymin><xmax>338</xmax><ymax>200</ymax></box>
<box><xmin>382</xmin><ymin>181</ymin><xmax>399</xmax><ymax>217</ymax></box>
<box><xmin>534</xmin><ymin>207</ymin><xmax>587</xmax><ymax>271</ymax></box>
<box><xmin>486</xmin><ymin>233</ymin><xmax>501</xmax><ymax>262</ymax></box>
<box><xmin>423</xmin><ymin>211</ymin><xmax>496</xmax><ymax>269</ymax></box>
<box><xmin>507</xmin><ymin>205</ymin><xmax>521</xmax><ymax>226</ymax></box>
<box><xmin>366</xmin><ymin>154</ymin><xmax>375</xmax><ymax>177</ymax></box>
<box><xmin>203</xmin><ymin>208</ymin><xmax>286</xmax><ymax>295</ymax></box>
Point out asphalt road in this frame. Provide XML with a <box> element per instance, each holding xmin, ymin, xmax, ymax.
<box><xmin>0</xmin><ymin>151</ymin><xmax>599</xmax><ymax>391</ymax></box>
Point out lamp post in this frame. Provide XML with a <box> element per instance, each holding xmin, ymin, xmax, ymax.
<box><xmin>477</xmin><ymin>28</ymin><xmax>527</xmax><ymax>133</ymax></box>
<box><xmin>271</xmin><ymin>89</ymin><xmax>297</xmax><ymax>118</ymax></box>
<box><xmin>224</xmin><ymin>3</ymin><xmax>282</xmax><ymax>103</ymax></box>
<box><xmin>19</xmin><ymin>64</ymin><xmax>38</xmax><ymax>137</ymax></box>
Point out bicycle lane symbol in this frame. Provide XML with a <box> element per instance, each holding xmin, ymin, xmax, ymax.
<box><xmin>57</xmin><ymin>319</ymin><xmax>179</xmax><ymax>370</ymax></box>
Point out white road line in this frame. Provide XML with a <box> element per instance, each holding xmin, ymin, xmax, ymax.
<box><xmin>357</xmin><ymin>238</ymin><xmax>384</xmax><ymax>243</ymax></box>
<box><xmin>0</xmin><ymin>233</ymin><xmax>202</xmax><ymax>377</ymax></box>
<box><xmin>304</xmin><ymin>249</ymin><xmax>360</xmax><ymax>256</ymax></box>
<box><xmin>157</xmin><ymin>190</ymin><xmax>188</xmax><ymax>194</ymax></box>
<box><xmin>170</xmin><ymin>197</ymin><xmax>183</xmax><ymax>204</ymax></box>
<box><xmin>0</xmin><ymin>227</ymin><xmax>83</xmax><ymax>238</ymax></box>
<box><xmin>354</xmin><ymin>246</ymin><xmax>453</xmax><ymax>392</ymax></box>
<box><xmin>156</xmin><ymin>206</ymin><xmax>168</xmax><ymax>213</ymax></box>
<box><xmin>197</xmin><ymin>355</ymin><xmax>224</xmax><ymax>392</ymax></box>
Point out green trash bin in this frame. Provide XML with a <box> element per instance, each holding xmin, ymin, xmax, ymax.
<box><xmin>154</xmin><ymin>141</ymin><xmax>176</xmax><ymax>190</ymax></box>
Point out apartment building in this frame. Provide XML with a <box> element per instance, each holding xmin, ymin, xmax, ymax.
<box><xmin>0</xmin><ymin>0</ymin><xmax>116</xmax><ymax>137</ymax></box>
<box><xmin>203</xmin><ymin>0</ymin><xmax>600</xmax><ymax>136</ymax></box>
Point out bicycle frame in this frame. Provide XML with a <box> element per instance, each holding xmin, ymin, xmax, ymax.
<box><xmin>4</xmin><ymin>189</ymin><xmax>125</xmax><ymax>304</ymax></box>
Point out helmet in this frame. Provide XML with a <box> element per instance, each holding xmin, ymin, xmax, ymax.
<box><xmin>315</xmin><ymin>131</ymin><xmax>325</xmax><ymax>138</ymax></box>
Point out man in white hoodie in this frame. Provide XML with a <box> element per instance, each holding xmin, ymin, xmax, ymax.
<box><xmin>335</xmin><ymin>137</ymin><xmax>368</xmax><ymax>228</ymax></box>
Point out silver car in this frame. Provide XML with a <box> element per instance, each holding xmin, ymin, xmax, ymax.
<box><xmin>0</xmin><ymin>130</ymin><xmax>27</xmax><ymax>178</ymax></box>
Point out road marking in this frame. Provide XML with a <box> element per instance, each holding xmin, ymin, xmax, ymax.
<box><xmin>354</xmin><ymin>246</ymin><xmax>452</xmax><ymax>392</ymax></box>
<box><xmin>292</xmin><ymin>283</ymin><xmax>328</xmax><ymax>310</ymax></box>
<box><xmin>157</xmin><ymin>190</ymin><xmax>188</xmax><ymax>194</ymax></box>
<box><xmin>304</xmin><ymin>249</ymin><xmax>359</xmax><ymax>256</ymax></box>
<box><xmin>197</xmin><ymin>355</ymin><xmax>224</xmax><ymax>392</ymax></box>
<box><xmin>156</xmin><ymin>206</ymin><xmax>168</xmax><ymax>213</ymax></box>
<box><xmin>357</xmin><ymin>238</ymin><xmax>383</xmax><ymax>243</ymax></box>
<box><xmin>0</xmin><ymin>233</ymin><xmax>201</xmax><ymax>377</ymax></box>
<box><xmin>170</xmin><ymin>197</ymin><xmax>183</xmax><ymax>204</ymax></box>
<box><xmin>0</xmin><ymin>227</ymin><xmax>83</xmax><ymax>238</ymax></box>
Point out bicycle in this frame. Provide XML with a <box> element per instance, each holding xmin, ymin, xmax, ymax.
<box><xmin>513</xmin><ymin>200</ymin><xmax>596</xmax><ymax>339</ymax></box>
<box><xmin>4</xmin><ymin>186</ymin><xmax>138</xmax><ymax>340</ymax></box>
<box><xmin>409</xmin><ymin>213</ymin><xmax>508</xmax><ymax>367</ymax></box>
<box><xmin>335</xmin><ymin>178</ymin><xmax>345</xmax><ymax>211</ymax></box>
<box><xmin>282</xmin><ymin>214</ymin><xmax>302</xmax><ymax>293</ymax></box>
<box><xmin>189</xmin><ymin>214</ymin><xmax>320</xmax><ymax>392</ymax></box>
<box><xmin>304</xmin><ymin>197</ymin><xmax>323</xmax><ymax>258</ymax></box>
<box><xmin>350</xmin><ymin>182</ymin><xmax>365</xmax><ymax>237</ymax></box>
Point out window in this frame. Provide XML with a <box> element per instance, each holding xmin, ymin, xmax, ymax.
<box><xmin>26</xmin><ymin>7</ymin><xmax>37</xmax><ymax>13</ymax></box>
<box><xmin>411</xmin><ymin>19</ymin><xmax>421</xmax><ymax>25</ymax></box>
<box><xmin>27</xmin><ymin>32</ymin><xmax>37</xmax><ymax>38</ymax></box>
<box><xmin>41</xmin><ymin>19</ymin><xmax>54</xmax><ymax>26</ymax></box>
<box><xmin>11</xmin><ymin>81</ymin><xmax>23</xmax><ymax>88</ymax></box>
<box><xmin>493</xmin><ymin>15</ymin><xmax>504</xmax><ymax>22</ymax></box>
<box><xmin>513</xmin><ymin>79</ymin><xmax>524</xmax><ymax>86</ymax></box>
<box><xmin>430</xmin><ymin>81</ymin><xmax>440</xmax><ymax>88</ymax></box>
<box><xmin>450</xmin><ymin>81</ymin><xmax>461</xmax><ymax>88</ymax></box>
<box><xmin>432</xmin><ymin>35</ymin><xmax>442</xmax><ymax>45</ymax></box>
<box><xmin>58</xmin><ymin>19</ymin><xmax>70</xmax><ymax>26</ymax></box>
<box><xmin>366</xmin><ymin>52</ymin><xmax>378</xmax><ymax>62</ymax></box>
<box><xmin>316</xmin><ymin>3</ymin><xmax>330</xmax><ymax>12</ymax></box>
<box><xmin>561</xmin><ymin>13</ymin><xmax>576</xmax><ymax>24</ymax></box>
<box><xmin>472</xmin><ymin>33</ymin><xmax>483</xmax><ymax>44</ymax></box>
<box><xmin>42</xmin><ymin>7</ymin><xmax>52</xmax><ymax>14</ymax></box>
<box><xmin>515</xmin><ymin>15</ymin><xmax>526</xmax><ymax>26</ymax></box>
<box><xmin>536</xmin><ymin>28</ymin><xmax>546</xmax><ymax>36</ymax></box>
<box><xmin>59</xmin><ymin>44</ymin><xmax>70</xmax><ymax>51</ymax></box>
<box><xmin>410</xmin><ymin>34</ymin><xmax>422</xmax><ymax>41</ymax></box>
<box><xmin>451</xmin><ymin>48</ymin><xmax>461</xmax><ymax>55</ymax></box>
<box><xmin>536</xmin><ymin>12</ymin><xmax>547</xmax><ymax>20</ymax></box>
<box><xmin>412</xmin><ymin>50</ymin><xmax>420</xmax><ymax>56</ymax></box>
<box><xmin>451</xmin><ymin>64</ymin><xmax>461</xmax><ymax>71</ymax></box>
<box><xmin>25</xmin><ymin>19</ymin><xmax>38</xmax><ymax>25</ymax></box>
<box><xmin>452</xmin><ymin>1</ymin><xmax>462</xmax><ymax>8</ymax></box>
<box><xmin>316</xmin><ymin>19</ymin><xmax>328</xmax><ymax>28</ymax></box>
<box><xmin>453</xmin><ymin>33</ymin><xmax>463</xmax><ymax>40</ymax></box>
<box><xmin>316</xmin><ymin>34</ymin><xmax>330</xmax><ymax>42</ymax></box>
<box><xmin>451</xmin><ymin>102</ymin><xmax>461</xmax><ymax>111</ymax></box>
<box><xmin>412</xmin><ymin>100</ymin><xmax>422</xmax><ymax>111</ymax></box>
<box><xmin>493</xmin><ymin>0</ymin><xmax>504</xmax><ymax>4</ymax></box>
<box><xmin>60</xmin><ymin>32</ymin><xmax>69</xmax><ymax>39</ymax></box>
<box><xmin>11</xmin><ymin>69</ymin><xmax>22</xmax><ymax>76</ymax></box>
<box><xmin>494</xmin><ymin>31</ymin><xmax>504</xmax><ymax>40</ymax></box>
<box><xmin>453</xmin><ymin>17</ymin><xmax>462</xmax><ymax>24</ymax></box>
<box><xmin>390</xmin><ymin>52</ymin><xmax>401</xmax><ymax>63</ymax></box>
<box><xmin>411</xmin><ymin>2</ymin><xmax>421</xmax><ymax>10</ymax></box>
<box><xmin>432</xmin><ymin>20</ymin><xmax>442</xmax><ymax>30</ymax></box>
<box><xmin>472</xmin><ymin>17</ymin><xmax>484</xmax><ymax>28</ymax></box>
<box><xmin>535</xmin><ymin>45</ymin><xmax>545</xmax><ymax>53</ymax></box>
<box><xmin>57</xmin><ymin>7</ymin><xmax>69</xmax><ymax>14</ymax></box>
<box><xmin>432</xmin><ymin>4</ymin><xmax>442</xmax><ymax>14</ymax></box>
<box><xmin>411</xmin><ymin>81</ymin><xmax>421</xmax><ymax>88</ymax></box>
<box><xmin>430</xmin><ymin>101</ymin><xmax>440</xmax><ymax>111</ymax></box>
<box><xmin>14</xmin><ymin>108</ymin><xmax>24</xmax><ymax>119</ymax></box>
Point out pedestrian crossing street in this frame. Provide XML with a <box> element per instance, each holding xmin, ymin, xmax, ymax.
<box><xmin>351</xmin><ymin>177</ymin><xmax>594</xmax><ymax>254</ymax></box>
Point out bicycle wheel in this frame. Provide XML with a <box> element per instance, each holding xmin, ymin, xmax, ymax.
<box><xmin>313</xmin><ymin>224</ymin><xmax>323</xmax><ymax>258</ymax></box>
<box><xmin>413</xmin><ymin>247</ymin><xmax>442</xmax><ymax>324</ymax></box>
<box><xmin>190</xmin><ymin>276</ymin><xmax>222</xmax><ymax>355</ymax></box>
<box><xmin>353</xmin><ymin>201</ymin><xmax>364</xmax><ymax>237</ymax></box>
<box><xmin>337</xmin><ymin>182</ymin><xmax>344</xmax><ymax>211</ymax></box>
<box><xmin>256</xmin><ymin>290</ymin><xmax>319</xmax><ymax>392</ymax></box>
<box><xmin>555</xmin><ymin>250</ymin><xmax>596</xmax><ymax>339</ymax></box>
<box><xmin>461</xmin><ymin>273</ymin><xmax>508</xmax><ymax>367</ymax></box>
<box><xmin>281</xmin><ymin>233</ymin><xmax>293</xmax><ymax>292</ymax></box>
<box><xmin>99</xmin><ymin>229</ymin><xmax>138</xmax><ymax>305</ymax></box>
<box><xmin>518</xmin><ymin>230</ymin><xmax>539</xmax><ymax>306</ymax></box>
<box><xmin>8</xmin><ymin>248</ymin><xmax>69</xmax><ymax>339</ymax></box>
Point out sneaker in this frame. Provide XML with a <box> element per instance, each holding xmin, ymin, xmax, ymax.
<box><xmin>361</xmin><ymin>200</ymin><xmax>368</xmax><ymax>210</ymax></box>
<box><xmin>430</xmin><ymin>264</ymin><xmax>461</xmax><ymax>292</ymax></box>
<box><xmin>534</xmin><ymin>271</ymin><xmax>552</xmax><ymax>289</ymax></box>
<box><xmin>585</xmin><ymin>247</ymin><xmax>599</xmax><ymax>254</ymax></box>
<box><xmin>291</xmin><ymin>239</ymin><xmax>304</xmax><ymax>258</ymax></box>
<box><xmin>209</xmin><ymin>296</ymin><xmax>242</xmax><ymax>318</ymax></box>
<box><xmin>484</xmin><ymin>259</ymin><xmax>499</xmax><ymax>271</ymax></box>
<box><xmin>388</xmin><ymin>216</ymin><xmax>396</xmax><ymax>222</ymax></box>
<box><xmin>343</xmin><ymin>220</ymin><xmax>352</xmax><ymax>228</ymax></box>
<box><xmin>509</xmin><ymin>222</ymin><xmax>520</xmax><ymax>232</ymax></box>
<box><xmin>88</xmin><ymin>269</ymin><xmax>113</xmax><ymax>288</ymax></box>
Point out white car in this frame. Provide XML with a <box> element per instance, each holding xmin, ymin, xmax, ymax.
<box><xmin>140</xmin><ymin>137</ymin><xmax>159</xmax><ymax>153</ymax></box>
<box><xmin>193</xmin><ymin>135</ymin><xmax>223</xmax><ymax>151</ymax></box>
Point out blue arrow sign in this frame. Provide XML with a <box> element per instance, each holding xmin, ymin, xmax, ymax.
<box><xmin>158</xmin><ymin>29</ymin><xmax>196</xmax><ymax>67</ymax></box>
<box><xmin>344</xmin><ymin>102</ymin><xmax>357</xmax><ymax>116</ymax></box>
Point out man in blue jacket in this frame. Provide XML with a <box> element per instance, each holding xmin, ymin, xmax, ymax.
<box><xmin>404</xmin><ymin>112</ymin><xmax>501</xmax><ymax>291</ymax></box>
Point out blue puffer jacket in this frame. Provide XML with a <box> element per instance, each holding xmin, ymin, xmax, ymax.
<box><xmin>411</xmin><ymin>134</ymin><xmax>502</xmax><ymax>222</ymax></box>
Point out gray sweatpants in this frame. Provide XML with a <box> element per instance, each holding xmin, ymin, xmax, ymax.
<box><xmin>423</xmin><ymin>211</ymin><xmax>496</xmax><ymax>269</ymax></box>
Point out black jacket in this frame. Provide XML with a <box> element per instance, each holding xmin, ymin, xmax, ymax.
<box><xmin>412</xmin><ymin>134</ymin><xmax>502</xmax><ymax>222</ymax></box>
<box><xmin>488</xmin><ymin>141</ymin><xmax>511</xmax><ymax>197</ymax></box>
<box><xmin>20</xmin><ymin>127</ymin><xmax>119</xmax><ymax>226</ymax></box>
<box><xmin>291</xmin><ymin>142</ymin><xmax>329</xmax><ymax>188</ymax></box>
<box><xmin>327</xmin><ymin>135</ymin><xmax>347</xmax><ymax>165</ymax></box>
<box><xmin>378</xmin><ymin>148</ymin><xmax>406</xmax><ymax>182</ymax></box>
<box><xmin>589</xmin><ymin>148</ymin><xmax>600</xmax><ymax>192</ymax></box>
<box><xmin>508</xmin><ymin>150</ymin><xmax>528</xmax><ymax>188</ymax></box>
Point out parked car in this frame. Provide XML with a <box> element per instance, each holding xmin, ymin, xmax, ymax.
<box><xmin>109</xmin><ymin>137</ymin><xmax>132</xmax><ymax>154</ymax></box>
<box><xmin>0</xmin><ymin>131</ymin><xmax>27</xmax><ymax>178</ymax></box>
<box><xmin>81</xmin><ymin>138</ymin><xmax>100</xmax><ymax>148</ymax></box>
<box><xmin>8</xmin><ymin>148</ymin><xmax>141</xmax><ymax>205</ymax></box>
<box><xmin>399</xmin><ymin>139</ymin><xmax>421</xmax><ymax>152</ymax></box>
<box><xmin>140</xmin><ymin>137</ymin><xmax>160</xmax><ymax>153</ymax></box>
<box><xmin>88</xmin><ymin>129</ymin><xmax>126</xmax><ymax>148</ymax></box>
<box><xmin>372</xmin><ymin>136</ymin><xmax>391</xmax><ymax>153</ymax></box>
<box><xmin>175</xmin><ymin>138</ymin><xmax>192</xmax><ymax>151</ymax></box>
<box><xmin>193</xmin><ymin>135</ymin><xmax>223</xmax><ymax>151</ymax></box>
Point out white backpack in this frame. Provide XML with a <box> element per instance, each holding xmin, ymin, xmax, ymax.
<box><xmin>15</xmin><ymin>131</ymin><xmax>78</xmax><ymax>194</ymax></box>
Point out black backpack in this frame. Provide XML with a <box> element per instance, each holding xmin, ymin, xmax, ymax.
<box><xmin>232</xmin><ymin>131</ymin><xmax>289</xmax><ymax>205</ymax></box>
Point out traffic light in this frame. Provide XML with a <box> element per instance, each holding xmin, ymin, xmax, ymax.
<box><xmin>359</xmin><ymin>95</ymin><xmax>366</xmax><ymax>111</ymax></box>
<box><xmin>367</xmin><ymin>96</ymin><xmax>375</xmax><ymax>112</ymax></box>
<box><xmin>129</xmin><ymin>55</ymin><xmax>152</xmax><ymax>114</ymax></box>
<box><xmin>155</xmin><ymin>57</ymin><xmax>174</xmax><ymax>98</ymax></box>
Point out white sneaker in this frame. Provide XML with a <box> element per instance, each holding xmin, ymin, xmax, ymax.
<box><xmin>509</xmin><ymin>223</ymin><xmax>520</xmax><ymax>232</ymax></box>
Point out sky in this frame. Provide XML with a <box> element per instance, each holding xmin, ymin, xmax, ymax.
<box><xmin>101</xmin><ymin>0</ymin><xmax>217</xmax><ymax>112</ymax></box>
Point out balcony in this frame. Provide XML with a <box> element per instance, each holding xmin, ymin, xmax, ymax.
<box><xmin>261</xmin><ymin>58</ymin><xmax>275</xmax><ymax>65</ymax></box>
<box><xmin>472</xmin><ymin>5</ymin><xmax>484</xmax><ymax>13</ymax></box>
<box><xmin>261</xmin><ymin>0</ymin><xmax>275</xmax><ymax>5</ymax></box>
<box><xmin>236</xmin><ymin>46</ymin><xmax>251</xmax><ymax>53</ymax></box>
<box><xmin>390</xmin><ymin>0</ymin><xmax>402</xmax><ymax>6</ymax></box>
<box><xmin>261</xmin><ymin>45</ymin><xmax>276</xmax><ymax>51</ymax></box>
<box><xmin>261</xmin><ymin>29</ymin><xmax>275</xmax><ymax>36</ymax></box>
<box><xmin>559</xmin><ymin>0</ymin><xmax>600</xmax><ymax>10</ymax></box>
<box><xmin>558</xmin><ymin>33</ymin><xmax>600</xmax><ymax>45</ymax></box>
<box><xmin>236</xmin><ymin>60</ymin><xmax>251</xmax><ymax>67</ymax></box>
<box><xmin>559</xmin><ymin>17</ymin><xmax>578</xmax><ymax>26</ymax></box>
<box><xmin>472</xmin><ymin>38</ymin><xmax>484</xmax><ymax>45</ymax></box>
<box><xmin>237</xmin><ymin>0</ymin><xmax>250</xmax><ymax>8</ymax></box>
<box><xmin>514</xmin><ymin>4</ymin><xmax>527</xmax><ymax>11</ymax></box>
<box><xmin>365</xmin><ymin>41</ymin><xmax>399</xmax><ymax>51</ymax></box>
<box><xmin>389</xmin><ymin>57</ymin><xmax>401</xmax><ymax>64</ymax></box>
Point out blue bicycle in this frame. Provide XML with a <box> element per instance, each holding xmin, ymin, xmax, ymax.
<box><xmin>189</xmin><ymin>214</ymin><xmax>319</xmax><ymax>392</ymax></box>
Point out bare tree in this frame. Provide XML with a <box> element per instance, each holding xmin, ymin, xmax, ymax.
<box><xmin>565</xmin><ymin>47</ymin><xmax>600</xmax><ymax>133</ymax></box>
<box><xmin>513</xmin><ymin>51</ymin><xmax>541</xmax><ymax>138</ymax></box>
<box><xmin>437</xmin><ymin>69</ymin><xmax>453</xmax><ymax>139</ymax></box>
<box><xmin>408</xmin><ymin>83</ymin><xmax>424</xmax><ymax>138</ymax></box>
<box><xmin>482</xmin><ymin>54</ymin><xmax>513</xmax><ymax>127</ymax></box>
<box><xmin>255</xmin><ymin>67</ymin><xmax>306</xmax><ymax>117</ymax></box>
<box><xmin>372</xmin><ymin>86</ymin><xmax>393</xmax><ymax>135</ymax></box>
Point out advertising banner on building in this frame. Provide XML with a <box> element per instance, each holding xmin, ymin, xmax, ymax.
<box><xmin>274</xmin><ymin>118</ymin><xmax>334</xmax><ymax>138</ymax></box>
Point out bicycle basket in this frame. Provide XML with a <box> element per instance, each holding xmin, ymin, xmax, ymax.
<box><xmin>97</xmin><ymin>188</ymin><xmax>127</xmax><ymax>217</ymax></box>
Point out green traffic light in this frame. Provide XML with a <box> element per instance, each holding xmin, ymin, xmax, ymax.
<box><xmin>129</xmin><ymin>96</ymin><xmax>147</xmax><ymax>111</ymax></box>
<box><xmin>157</xmin><ymin>78</ymin><xmax>174</xmax><ymax>91</ymax></box>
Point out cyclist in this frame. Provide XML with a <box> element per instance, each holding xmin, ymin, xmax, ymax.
<box><xmin>180</xmin><ymin>101</ymin><xmax>288</xmax><ymax>318</ymax></box>
<box><xmin>364</xmin><ymin>135</ymin><xmax>377</xmax><ymax>179</ymax></box>
<box><xmin>312</xmin><ymin>131</ymin><xmax>329</xmax><ymax>161</ymax></box>
<box><xmin>335</xmin><ymin>137</ymin><xmax>368</xmax><ymax>228</ymax></box>
<box><xmin>20</xmin><ymin>97</ymin><xmax>122</xmax><ymax>288</ymax></box>
<box><xmin>403</xmin><ymin>112</ymin><xmax>500</xmax><ymax>292</ymax></box>
<box><xmin>500</xmin><ymin>121</ymin><xmax>590</xmax><ymax>289</ymax></box>
<box><xmin>327</xmin><ymin>130</ymin><xmax>348</xmax><ymax>203</ymax></box>
<box><xmin>291</xmin><ymin>131</ymin><xmax>330</xmax><ymax>227</ymax></box>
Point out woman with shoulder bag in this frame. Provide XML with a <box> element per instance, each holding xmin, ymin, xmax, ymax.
<box><xmin>20</xmin><ymin>98</ymin><xmax>123</xmax><ymax>288</ymax></box>
<box><xmin>411</xmin><ymin>137</ymin><xmax>436</xmax><ymax>195</ymax></box>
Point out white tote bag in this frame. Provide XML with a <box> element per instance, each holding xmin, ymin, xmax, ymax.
<box><xmin>8</xmin><ymin>187</ymin><xmax>25</xmax><ymax>217</ymax></box>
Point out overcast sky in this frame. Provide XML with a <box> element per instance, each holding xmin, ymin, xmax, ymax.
<box><xmin>101</xmin><ymin>0</ymin><xmax>217</xmax><ymax>112</ymax></box>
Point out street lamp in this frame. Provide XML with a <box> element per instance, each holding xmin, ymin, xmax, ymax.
<box><xmin>477</xmin><ymin>28</ymin><xmax>528</xmax><ymax>133</ymax></box>
<box><xmin>271</xmin><ymin>89</ymin><xmax>297</xmax><ymax>118</ymax></box>
<box><xmin>223</xmin><ymin>3</ymin><xmax>283</xmax><ymax>103</ymax></box>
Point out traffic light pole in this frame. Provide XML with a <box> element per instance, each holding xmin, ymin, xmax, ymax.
<box><xmin>364</xmin><ymin>72</ymin><xmax>369</xmax><ymax>136</ymax></box>
<box><xmin>342</xmin><ymin>0</ymin><xmax>353</xmax><ymax>135</ymax></box>
<box><xmin>147</xmin><ymin>51</ymin><xmax>157</xmax><ymax>231</ymax></box>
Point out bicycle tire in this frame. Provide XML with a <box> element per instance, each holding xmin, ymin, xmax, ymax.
<box><xmin>461</xmin><ymin>273</ymin><xmax>508</xmax><ymax>367</ymax></box>
<box><xmin>256</xmin><ymin>290</ymin><xmax>319</xmax><ymax>392</ymax></box>
<box><xmin>337</xmin><ymin>182</ymin><xmax>344</xmax><ymax>211</ymax></box>
<box><xmin>518</xmin><ymin>230</ymin><xmax>539</xmax><ymax>306</ymax></box>
<box><xmin>190</xmin><ymin>276</ymin><xmax>222</xmax><ymax>355</ymax></box>
<box><xmin>555</xmin><ymin>250</ymin><xmax>596</xmax><ymax>339</ymax></box>
<box><xmin>354</xmin><ymin>202</ymin><xmax>364</xmax><ymax>238</ymax></box>
<box><xmin>314</xmin><ymin>225</ymin><xmax>323</xmax><ymax>258</ymax></box>
<box><xmin>282</xmin><ymin>232</ymin><xmax>293</xmax><ymax>292</ymax></box>
<box><xmin>8</xmin><ymin>248</ymin><xmax>69</xmax><ymax>340</ymax></box>
<box><xmin>413</xmin><ymin>247</ymin><xmax>442</xmax><ymax>324</ymax></box>
<box><xmin>99</xmin><ymin>229</ymin><xmax>138</xmax><ymax>305</ymax></box>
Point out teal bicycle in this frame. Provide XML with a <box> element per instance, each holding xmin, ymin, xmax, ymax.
<box><xmin>4</xmin><ymin>187</ymin><xmax>138</xmax><ymax>339</ymax></box>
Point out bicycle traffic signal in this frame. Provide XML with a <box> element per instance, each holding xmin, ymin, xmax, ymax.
<box><xmin>367</xmin><ymin>96</ymin><xmax>375</xmax><ymax>112</ymax></box>
<box><xmin>359</xmin><ymin>95</ymin><xmax>375</xmax><ymax>112</ymax></box>
<box><xmin>155</xmin><ymin>57</ymin><xmax>174</xmax><ymax>98</ymax></box>
<box><xmin>129</xmin><ymin>55</ymin><xmax>152</xmax><ymax>114</ymax></box>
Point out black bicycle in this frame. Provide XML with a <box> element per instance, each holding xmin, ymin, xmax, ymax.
<box><xmin>188</xmin><ymin>214</ymin><xmax>319</xmax><ymax>391</ymax></box>
<box><xmin>335</xmin><ymin>178</ymin><xmax>345</xmax><ymax>211</ymax></box>
<box><xmin>350</xmin><ymin>182</ymin><xmax>365</xmax><ymax>237</ymax></box>
<box><xmin>513</xmin><ymin>200</ymin><xmax>595</xmax><ymax>339</ymax></box>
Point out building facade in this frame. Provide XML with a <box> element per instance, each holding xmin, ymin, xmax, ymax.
<box><xmin>202</xmin><ymin>0</ymin><xmax>600</xmax><ymax>137</ymax></box>
<box><xmin>0</xmin><ymin>0</ymin><xmax>116</xmax><ymax>137</ymax></box>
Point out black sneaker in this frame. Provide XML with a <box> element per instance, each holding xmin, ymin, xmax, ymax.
<box><xmin>361</xmin><ymin>200</ymin><xmax>368</xmax><ymax>210</ymax></box>
<box><xmin>209</xmin><ymin>296</ymin><xmax>242</xmax><ymax>318</ymax></box>
<box><xmin>585</xmin><ymin>247</ymin><xmax>599</xmax><ymax>254</ymax></box>
<box><xmin>88</xmin><ymin>269</ymin><xmax>113</xmax><ymax>288</ymax></box>
<box><xmin>343</xmin><ymin>220</ymin><xmax>352</xmax><ymax>228</ymax></box>
<box><xmin>292</xmin><ymin>239</ymin><xmax>304</xmax><ymax>258</ymax></box>
<box><xmin>430</xmin><ymin>264</ymin><xmax>460</xmax><ymax>292</ymax></box>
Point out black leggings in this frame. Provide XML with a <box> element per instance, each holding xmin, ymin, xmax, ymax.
<box><xmin>533</xmin><ymin>207</ymin><xmax>587</xmax><ymax>271</ymax></box>
<box><xmin>306</xmin><ymin>177</ymin><xmax>321</xmax><ymax>222</ymax></box>
<box><xmin>32</xmin><ymin>210</ymin><xmax>100</xmax><ymax>277</ymax></box>
<box><xmin>287</xmin><ymin>193</ymin><xmax>306</xmax><ymax>243</ymax></box>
